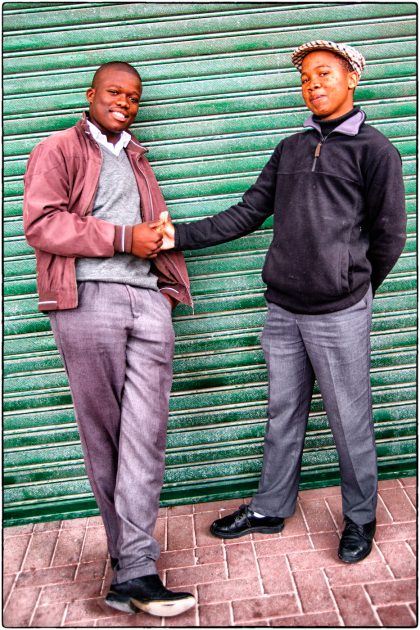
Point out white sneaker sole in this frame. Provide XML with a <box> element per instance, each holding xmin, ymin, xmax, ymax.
<box><xmin>105</xmin><ymin>593</ymin><xmax>196</xmax><ymax>617</ymax></box>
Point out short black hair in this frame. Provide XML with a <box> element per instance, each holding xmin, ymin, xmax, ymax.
<box><xmin>92</xmin><ymin>62</ymin><xmax>141</xmax><ymax>88</ymax></box>
<box><xmin>333</xmin><ymin>53</ymin><xmax>354</xmax><ymax>74</ymax></box>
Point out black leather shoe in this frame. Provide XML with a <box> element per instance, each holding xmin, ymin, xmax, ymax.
<box><xmin>338</xmin><ymin>516</ymin><xmax>376</xmax><ymax>563</ymax></box>
<box><xmin>105</xmin><ymin>574</ymin><xmax>195</xmax><ymax>617</ymax></box>
<box><xmin>210</xmin><ymin>504</ymin><xmax>284</xmax><ymax>539</ymax></box>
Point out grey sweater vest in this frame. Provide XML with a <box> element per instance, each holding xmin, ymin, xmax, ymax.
<box><xmin>76</xmin><ymin>145</ymin><xmax>158</xmax><ymax>290</ymax></box>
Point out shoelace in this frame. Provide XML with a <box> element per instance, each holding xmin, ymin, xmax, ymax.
<box><xmin>343</xmin><ymin>520</ymin><xmax>370</xmax><ymax>542</ymax></box>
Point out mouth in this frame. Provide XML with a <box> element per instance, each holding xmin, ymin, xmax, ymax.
<box><xmin>310</xmin><ymin>94</ymin><xmax>326</xmax><ymax>105</ymax></box>
<box><xmin>110</xmin><ymin>110</ymin><xmax>129</xmax><ymax>122</ymax></box>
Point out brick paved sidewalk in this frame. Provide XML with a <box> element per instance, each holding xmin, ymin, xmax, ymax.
<box><xmin>3</xmin><ymin>477</ymin><xmax>417</xmax><ymax>627</ymax></box>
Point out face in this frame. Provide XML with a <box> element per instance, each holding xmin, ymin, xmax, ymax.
<box><xmin>300</xmin><ymin>50</ymin><xmax>358</xmax><ymax>119</ymax></box>
<box><xmin>86</xmin><ymin>67</ymin><xmax>141</xmax><ymax>143</ymax></box>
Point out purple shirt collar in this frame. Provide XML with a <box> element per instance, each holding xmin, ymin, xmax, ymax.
<box><xmin>303</xmin><ymin>109</ymin><xmax>366</xmax><ymax>136</ymax></box>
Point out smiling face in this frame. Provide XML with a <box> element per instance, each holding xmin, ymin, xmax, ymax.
<box><xmin>300</xmin><ymin>50</ymin><xmax>358</xmax><ymax>120</ymax></box>
<box><xmin>86</xmin><ymin>66</ymin><xmax>141</xmax><ymax>143</ymax></box>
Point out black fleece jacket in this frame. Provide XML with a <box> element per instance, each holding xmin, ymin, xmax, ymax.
<box><xmin>175</xmin><ymin>108</ymin><xmax>407</xmax><ymax>314</ymax></box>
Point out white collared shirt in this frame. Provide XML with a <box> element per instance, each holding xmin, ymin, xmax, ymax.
<box><xmin>87</xmin><ymin>119</ymin><xmax>131</xmax><ymax>156</ymax></box>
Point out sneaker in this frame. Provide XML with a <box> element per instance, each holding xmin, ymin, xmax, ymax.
<box><xmin>210</xmin><ymin>504</ymin><xmax>284</xmax><ymax>539</ymax></box>
<box><xmin>338</xmin><ymin>516</ymin><xmax>376</xmax><ymax>563</ymax></box>
<box><xmin>105</xmin><ymin>574</ymin><xmax>195</xmax><ymax>617</ymax></box>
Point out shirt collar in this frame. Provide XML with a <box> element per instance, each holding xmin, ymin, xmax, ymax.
<box><xmin>303</xmin><ymin>109</ymin><xmax>366</xmax><ymax>136</ymax></box>
<box><xmin>87</xmin><ymin>119</ymin><xmax>131</xmax><ymax>156</ymax></box>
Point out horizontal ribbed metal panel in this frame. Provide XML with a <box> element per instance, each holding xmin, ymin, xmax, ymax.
<box><xmin>3</xmin><ymin>2</ymin><xmax>417</xmax><ymax>525</ymax></box>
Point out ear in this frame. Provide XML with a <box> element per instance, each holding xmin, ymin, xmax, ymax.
<box><xmin>86</xmin><ymin>87</ymin><xmax>95</xmax><ymax>104</ymax></box>
<box><xmin>348</xmin><ymin>71</ymin><xmax>359</xmax><ymax>90</ymax></box>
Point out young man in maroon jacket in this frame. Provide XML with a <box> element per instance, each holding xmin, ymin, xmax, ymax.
<box><xmin>159</xmin><ymin>42</ymin><xmax>406</xmax><ymax>564</ymax></box>
<box><xmin>24</xmin><ymin>62</ymin><xmax>195</xmax><ymax>617</ymax></box>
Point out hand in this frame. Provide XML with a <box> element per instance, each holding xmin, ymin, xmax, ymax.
<box><xmin>131</xmin><ymin>221</ymin><xmax>163</xmax><ymax>258</ymax></box>
<box><xmin>156</xmin><ymin>211</ymin><xmax>175</xmax><ymax>250</ymax></box>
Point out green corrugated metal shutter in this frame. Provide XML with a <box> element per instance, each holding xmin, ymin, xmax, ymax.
<box><xmin>3</xmin><ymin>2</ymin><xmax>416</xmax><ymax>526</ymax></box>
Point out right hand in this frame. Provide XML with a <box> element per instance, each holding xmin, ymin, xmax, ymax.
<box><xmin>131</xmin><ymin>221</ymin><xmax>163</xmax><ymax>258</ymax></box>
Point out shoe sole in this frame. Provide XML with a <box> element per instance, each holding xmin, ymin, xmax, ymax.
<box><xmin>210</xmin><ymin>522</ymin><xmax>284</xmax><ymax>539</ymax></box>
<box><xmin>105</xmin><ymin>593</ymin><xmax>195</xmax><ymax>617</ymax></box>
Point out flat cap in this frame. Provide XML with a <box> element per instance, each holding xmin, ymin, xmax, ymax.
<box><xmin>291</xmin><ymin>40</ymin><xmax>366</xmax><ymax>77</ymax></box>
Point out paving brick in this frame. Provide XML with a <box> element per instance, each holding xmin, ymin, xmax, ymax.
<box><xmin>380</xmin><ymin>487</ymin><xmax>416</xmax><ymax>522</ymax></box>
<box><xmin>166</xmin><ymin>562</ymin><xmax>226</xmax><ymax>588</ymax></box>
<box><xmin>62</xmin><ymin>517</ymin><xmax>87</xmax><ymax>529</ymax></box>
<box><xmin>76</xmin><ymin>559</ymin><xmax>107</xmax><ymax>582</ymax></box>
<box><xmin>251</xmin><ymin>530</ymin><xmax>282</xmax><ymax>542</ymax></box>
<box><xmin>293</xmin><ymin>569</ymin><xmax>334</xmax><ymax>613</ymax></box>
<box><xmin>94</xmin><ymin>612</ymin><xmax>161</xmax><ymax>626</ymax></box>
<box><xmin>399</xmin><ymin>476</ymin><xmax>416</xmax><ymax>487</ymax></box>
<box><xmin>299</xmin><ymin>499</ymin><xmax>336</xmax><ymax>533</ymax></box>
<box><xmin>374</xmin><ymin>494</ymin><xmax>394</xmax><ymax>524</ymax></box>
<box><xmin>156</xmin><ymin>548</ymin><xmax>195</xmax><ymax>570</ymax></box>
<box><xmin>410</xmin><ymin>601</ymin><xmax>417</xmax><ymax>615</ymax></box>
<box><xmin>299</xmin><ymin>485</ymin><xmax>341</xmax><ymax>500</ymax></box>
<box><xmin>325</xmin><ymin>561</ymin><xmax>392</xmax><ymax>586</ymax></box>
<box><xmin>375</xmin><ymin>521</ymin><xmax>416</xmax><ymax>542</ymax></box>
<box><xmin>403</xmin><ymin>485</ymin><xmax>416</xmax><ymax>507</ymax></box>
<box><xmin>39</xmin><ymin>579</ymin><xmax>103</xmax><ymax>605</ymax></box>
<box><xmin>195</xmin><ymin>544</ymin><xmax>224</xmax><ymax>565</ymax></box>
<box><xmin>3</xmin><ymin>534</ymin><xmax>31</xmax><ymax>573</ymax></box>
<box><xmin>288</xmin><ymin>547</ymin><xmax>342</xmax><ymax>571</ymax></box>
<box><xmin>310</xmin><ymin>532</ymin><xmax>339</xmax><ymax>550</ymax></box>
<box><xmin>33</xmin><ymin>520</ymin><xmax>62</xmax><ymax>533</ymax></box>
<box><xmin>269</xmin><ymin>611</ymin><xmax>341</xmax><ymax>626</ymax></box>
<box><xmin>153</xmin><ymin>516</ymin><xmax>166</xmax><ymax>551</ymax></box>
<box><xmin>66</xmin><ymin>596</ymin><xmax>122</xmax><ymax>621</ymax></box>
<box><xmin>324</xmin><ymin>495</ymin><xmax>343</xmax><ymax>528</ymax></box>
<box><xmin>16</xmin><ymin>564</ymin><xmax>77</xmax><ymax>589</ymax></box>
<box><xmin>52</xmin><ymin>528</ymin><xmax>85</xmax><ymax>566</ymax></box>
<box><xmin>3</xmin><ymin>586</ymin><xmax>40</xmax><ymax>627</ymax></box>
<box><xmin>407</xmin><ymin>538</ymin><xmax>416</xmax><ymax>553</ymax></box>
<box><xmin>198</xmin><ymin>577</ymin><xmax>262</xmax><ymax>604</ymax></box>
<box><xmin>199</xmin><ymin>601</ymin><xmax>231</xmax><ymax>626</ymax></box>
<box><xmin>366</xmin><ymin>578</ymin><xmax>417</xmax><ymax>605</ymax></box>
<box><xmin>378</xmin><ymin>478</ymin><xmax>402</xmax><ymax>489</ymax></box>
<box><xmin>3</xmin><ymin>574</ymin><xmax>16</xmax><ymax>606</ymax></box>
<box><xmin>194</xmin><ymin>498</ymin><xmax>248</xmax><ymax>513</ymax></box>
<box><xmin>4</xmin><ymin>523</ymin><xmax>34</xmax><ymax>537</ymax></box>
<box><xmin>235</xmin><ymin>619</ymin><xmax>269</xmax><ymax>626</ymax></box>
<box><xmin>167</xmin><ymin>514</ymin><xmax>194</xmax><ymax>551</ymax></box>
<box><xmin>332</xmin><ymin>584</ymin><xmax>379</xmax><ymax>626</ymax></box>
<box><xmin>258</xmin><ymin>554</ymin><xmax>294</xmax><ymax>594</ymax></box>
<box><xmin>158</xmin><ymin>507</ymin><xmax>167</xmax><ymax>517</ymax></box>
<box><xmin>254</xmin><ymin>534</ymin><xmax>311</xmax><ymax>557</ymax></box>
<box><xmin>193</xmin><ymin>511</ymin><xmax>220</xmax><ymax>547</ymax></box>
<box><xmin>376</xmin><ymin>604</ymin><xmax>416</xmax><ymax>626</ymax></box>
<box><xmin>378</xmin><ymin>541</ymin><xmax>416</xmax><ymax>578</ymax></box>
<box><xmin>86</xmin><ymin>516</ymin><xmax>103</xmax><ymax>527</ymax></box>
<box><xmin>31</xmin><ymin>602</ymin><xmax>66</xmax><ymax>627</ymax></box>
<box><xmin>281</xmin><ymin>505</ymin><xmax>308</xmax><ymax>537</ymax></box>
<box><xmin>80</xmin><ymin>525</ymin><xmax>108</xmax><ymax>563</ymax></box>
<box><xmin>232</xmin><ymin>593</ymin><xmax>298</xmax><ymax>622</ymax></box>
<box><xmin>226</xmin><ymin>541</ymin><xmax>258</xmax><ymax>579</ymax></box>
<box><xmin>168</xmin><ymin>504</ymin><xmax>193</xmax><ymax>515</ymax></box>
<box><xmin>23</xmin><ymin>531</ymin><xmax>59</xmax><ymax>571</ymax></box>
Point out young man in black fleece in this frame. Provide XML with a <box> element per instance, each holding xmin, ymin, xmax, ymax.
<box><xmin>160</xmin><ymin>41</ymin><xmax>407</xmax><ymax>563</ymax></box>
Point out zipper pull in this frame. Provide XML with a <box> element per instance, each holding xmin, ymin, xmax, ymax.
<box><xmin>312</xmin><ymin>142</ymin><xmax>322</xmax><ymax>172</ymax></box>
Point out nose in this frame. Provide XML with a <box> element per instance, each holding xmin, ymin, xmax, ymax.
<box><xmin>307</xmin><ymin>77</ymin><xmax>321</xmax><ymax>91</ymax></box>
<box><xmin>116</xmin><ymin>93</ymin><xmax>129</xmax><ymax>108</ymax></box>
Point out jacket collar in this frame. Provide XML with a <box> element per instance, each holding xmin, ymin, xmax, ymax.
<box><xmin>303</xmin><ymin>108</ymin><xmax>366</xmax><ymax>136</ymax></box>
<box><xmin>78</xmin><ymin>112</ymin><xmax>148</xmax><ymax>156</ymax></box>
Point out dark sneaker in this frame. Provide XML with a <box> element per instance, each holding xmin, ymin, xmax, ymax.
<box><xmin>210</xmin><ymin>504</ymin><xmax>284</xmax><ymax>539</ymax></box>
<box><xmin>105</xmin><ymin>574</ymin><xmax>195</xmax><ymax>617</ymax></box>
<box><xmin>338</xmin><ymin>516</ymin><xmax>376</xmax><ymax>563</ymax></box>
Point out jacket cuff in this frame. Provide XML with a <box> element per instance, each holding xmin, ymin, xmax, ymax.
<box><xmin>114</xmin><ymin>225</ymin><xmax>133</xmax><ymax>253</ymax></box>
<box><xmin>174</xmin><ymin>225</ymin><xmax>184</xmax><ymax>250</ymax></box>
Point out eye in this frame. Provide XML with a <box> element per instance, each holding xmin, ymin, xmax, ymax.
<box><xmin>301</xmin><ymin>77</ymin><xmax>309</xmax><ymax>85</ymax></box>
<box><xmin>108</xmin><ymin>90</ymin><xmax>118</xmax><ymax>95</ymax></box>
<box><xmin>129</xmin><ymin>97</ymin><xmax>139</xmax><ymax>104</ymax></box>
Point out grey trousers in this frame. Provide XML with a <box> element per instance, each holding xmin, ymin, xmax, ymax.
<box><xmin>49</xmin><ymin>282</ymin><xmax>175</xmax><ymax>583</ymax></box>
<box><xmin>250</xmin><ymin>287</ymin><xmax>377</xmax><ymax>525</ymax></box>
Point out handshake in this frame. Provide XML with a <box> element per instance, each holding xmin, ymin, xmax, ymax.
<box><xmin>131</xmin><ymin>211</ymin><xmax>175</xmax><ymax>259</ymax></box>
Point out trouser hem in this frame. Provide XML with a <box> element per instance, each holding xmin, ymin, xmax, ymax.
<box><xmin>114</xmin><ymin>562</ymin><xmax>157</xmax><ymax>584</ymax></box>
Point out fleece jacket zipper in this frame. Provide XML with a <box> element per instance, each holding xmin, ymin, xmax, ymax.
<box><xmin>311</xmin><ymin>130</ymin><xmax>335</xmax><ymax>172</ymax></box>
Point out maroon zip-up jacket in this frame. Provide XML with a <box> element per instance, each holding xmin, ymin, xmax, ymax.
<box><xmin>23</xmin><ymin>113</ymin><xmax>192</xmax><ymax>311</ymax></box>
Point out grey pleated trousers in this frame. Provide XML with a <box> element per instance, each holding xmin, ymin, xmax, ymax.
<box><xmin>250</xmin><ymin>287</ymin><xmax>377</xmax><ymax>525</ymax></box>
<box><xmin>49</xmin><ymin>282</ymin><xmax>175</xmax><ymax>583</ymax></box>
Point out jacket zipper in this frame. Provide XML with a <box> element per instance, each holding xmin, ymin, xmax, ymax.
<box><xmin>311</xmin><ymin>130</ymin><xmax>335</xmax><ymax>172</ymax></box>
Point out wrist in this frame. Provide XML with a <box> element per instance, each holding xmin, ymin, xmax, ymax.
<box><xmin>114</xmin><ymin>225</ymin><xmax>133</xmax><ymax>253</ymax></box>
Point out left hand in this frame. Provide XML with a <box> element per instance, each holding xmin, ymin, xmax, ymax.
<box><xmin>155</xmin><ymin>211</ymin><xmax>175</xmax><ymax>250</ymax></box>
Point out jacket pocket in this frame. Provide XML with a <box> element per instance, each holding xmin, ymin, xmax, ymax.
<box><xmin>340</xmin><ymin>248</ymin><xmax>352</xmax><ymax>294</ymax></box>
